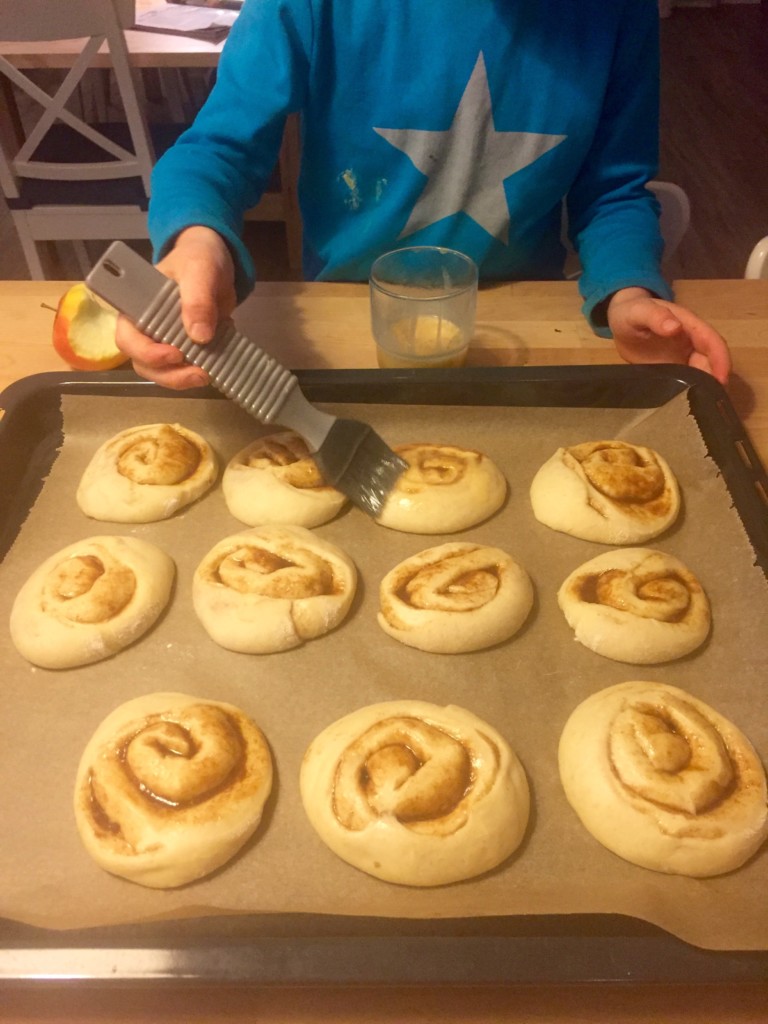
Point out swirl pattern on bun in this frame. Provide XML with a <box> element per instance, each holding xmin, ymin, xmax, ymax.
<box><xmin>530</xmin><ymin>440</ymin><xmax>680</xmax><ymax>544</ymax></box>
<box><xmin>76</xmin><ymin>423</ymin><xmax>217</xmax><ymax>523</ymax></box>
<box><xmin>9</xmin><ymin>535</ymin><xmax>174</xmax><ymax>669</ymax></box>
<box><xmin>378</xmin><ymin>542</ymin><xmax>533</xmax><ymax>653</ymax></box>
<box><xmin>193</xmin><ymin>525</ymin><xmax>357</xmax><ymax>653</ymax></box>
<box><xmin>376</xmin><ymin>443</ymin><xmax>506</xmax><ymax>533</ymax></box>
<box><xmin>300</xmin><ymin>700</ymin><xmax>529</xmax><ymax>886</ymax></box>
<box><xmin>74</xmin><ymin>693</ymin><xmax>273</xmax><ymax>888</ymax></box>
<box><xmin>223</xmin><ymin>431</ymin><xmax>347</xmax><ymax>528</ymax></box>
<box><xmin>558</xmin><ymin>681</ymin><xmax>768</xmax><ymax>876</ymax></box>
<box><xmin>557</xmin><ymin>548</ymin><xmax>710</xmax><ymax>663</ymax></box>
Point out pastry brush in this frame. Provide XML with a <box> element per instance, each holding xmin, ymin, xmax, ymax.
<box><xmin>86</xmin><ymin>241</ymin><xmax>407</xmax><ymax>518</ymax></box>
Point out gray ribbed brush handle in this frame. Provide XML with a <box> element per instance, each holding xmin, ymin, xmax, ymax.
<box><xmin>87</xmin><ymin>242</ymin><xmax>405</xmax><ymax>516</ymax></box>
<box><xmin>86</xmin><ymin>240</ymin><xmax>305</xmax><ymax>428</ymax></box>
<box><xmin>135</xmin><ymin>277</ymin><xmax>297</xmax><ymax>425</ymax></box>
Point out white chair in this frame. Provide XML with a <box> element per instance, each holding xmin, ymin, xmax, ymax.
<box><xmin>0</xmin><ymin>0</ymin><xmax>175</xmax><ymax>278</ymax></box>
<box><xmin>649</xmin><ymin>180</ymin><xmax>690</xmax><ymax>262</ymax></box>
<box><xmin>563</xmin><ymin>179</ymin><xmax>691</xmax><ymax>279</ymax></box>
<box><xmin>745</xmin><ymin>236</ymin><xmax>768</xmax><ymax>280</ymax></box>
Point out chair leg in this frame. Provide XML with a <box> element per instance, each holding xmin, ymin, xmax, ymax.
<box><xmin>0</xmin><ymin>78</ymin><xmax>24</xmax><ymax>147</ymax></box>
<box><xmin>157</xmin><ymin>69</ymin><xmax>189</xmax><ymax>123</ymax></box>
<box><xmin>279</xmin><ymin>114</ymin><xmax>303</xmax><ymax>272</ymax></box>
<box><xmin>11</xmin><ymin>213</ymin><xmax>46</xmax><ymax>279</ymax></box>
<box><xmin>73</xmin><ymin>240</ymin><xmax>92</xmax><ymax>278</ymax></box>
<box><xmin>77</xmin><ymin>69</ymin><xmax>111</xmax><ymax>123</ymax></box>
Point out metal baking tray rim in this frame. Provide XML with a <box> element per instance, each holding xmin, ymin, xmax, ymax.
<box><xmin>1</xmin><ymin>364</ymin><xmax>767</xmax><ymax>986</ymax></box>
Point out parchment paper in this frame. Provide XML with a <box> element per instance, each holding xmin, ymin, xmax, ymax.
<box><xmin>1</xmin><ymin>390</ymin><xmax>766</xmax><ymax>949</ymax></box>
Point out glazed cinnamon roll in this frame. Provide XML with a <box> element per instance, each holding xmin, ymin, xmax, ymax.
<box><xmin>376</xmin><ymin>443</ymin><xmax>506</xmax><ymax>533</ymax></box>
<box><xmin>558</xmin><ymin>682</ymin><xmax>768</xmax><ymax>876</ymax></box>
<box><xmin>378</xmin><ymin>542</ymin><xmax>533</xmax><ymax>653</ymax></box>
<box><xmin>530</xmin><ymin>440</ymin><xmax>680</xmax><ymax>544</ymax></box>
<box><xmin>193</xmin><ymin>524</ymin><xmax>357</xmax><ymax>653</ymax></box>
<box><xmin>222</xmin><ymin>430</ymin><xmax>347</xmax><ymax>528</ymax></box>
<box><xmin>300</xmin><ymin>701</ymin><xmax>530</xmax><ymax>886</ymax></box>
<box><xmin>9</xmin><ymin>536</ymin><xmax>174</xmax><ymax>669</ymax></box>
<box><xmin>557</xmin><ymin>548</ymin><xmax>710</xmax><ymax>663</ymax></box>
<box><xmin>74</xmin><ymin>692</ymin><xmax>273</xmax><ymax>888</ymax></box>
<box><xmin>76</xmin><ymin>423</ymin><xmax>217</xmax><ymax>522</ymax></box>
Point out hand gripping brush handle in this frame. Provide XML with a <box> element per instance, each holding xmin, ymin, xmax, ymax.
<box><xmin>86</xmin><ymin>241</ymin><xmax>407</xmax><ymax>518</ymax></box>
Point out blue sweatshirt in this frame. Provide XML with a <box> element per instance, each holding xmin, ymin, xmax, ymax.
<box><xmin>149</xmin><ymin>0</ymin><xmax>673</xmax><ymax>334</ymax></box>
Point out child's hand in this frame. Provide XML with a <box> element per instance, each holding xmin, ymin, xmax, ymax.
<box><xmin>607</xmin><ymin>287</ymin><xmax>731</xmax><ymax>386</ymax></box>
<box><xmin>115</xmin><ymin>226</ymin><xmax>236</xmax><ymax>390</ymax></box>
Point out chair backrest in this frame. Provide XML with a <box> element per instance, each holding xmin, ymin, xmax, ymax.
<box><xmin>0</xmin><ymin>0</ymin><xmax>153</xmax><ymax>199</ymax></box>
<box><xmin>648</xmin><ymin>180</ymin><xmax>690</xmax><ymax>261</ymax></box>
<box><xmin>745</xmin><ymin>236</ymin><xmax>768</xmax><ymax>280</ymax></box>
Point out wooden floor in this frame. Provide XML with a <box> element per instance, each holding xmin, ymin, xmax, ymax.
<box><xmin>1</xmin><ymin>4</ymin><xmax>766</xmax><ymax>282</ymax></box>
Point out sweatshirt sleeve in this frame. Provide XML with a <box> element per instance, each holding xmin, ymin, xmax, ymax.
<box><xmin>147</xmin><ymin>0</ymin><xmax>314</xmax><ymax>301</ymax></box>
<box><xmin>566</xmin><ymin>0</ymin><xmax>674</xmax><ymax>337</ymax></box>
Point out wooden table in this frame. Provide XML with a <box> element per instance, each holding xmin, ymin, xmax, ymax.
<box><xmin>1</xmin><ymin>278</ymin><xmax>767</xmax><ymax>1023</ymax></box>
<box><xmin>2</xmin><ymin>277</ymin><xmax>767</xmax><ymax>463</ymax></box>
<box><xmin>0</xmin><ymin>0</ymin><xmax>224</xmax><ymax>69</ymax></box>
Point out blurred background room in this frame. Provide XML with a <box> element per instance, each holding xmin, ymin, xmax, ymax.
<box><xmin>0</xmin><ymin>1</ymin><xmax>766</xmax><ymax>283</ymax></box>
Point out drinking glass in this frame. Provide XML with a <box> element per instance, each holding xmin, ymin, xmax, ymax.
<box><xmin>370</xmin><ymin>247</ymin><xmax>478</xmax><ymax>369</ymax></box>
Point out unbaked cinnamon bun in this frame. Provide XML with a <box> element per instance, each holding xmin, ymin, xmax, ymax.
<box><xmin>557</xmin><ymin>548</ymin><xmax>710</xmax><ymax>663</ymax></box>
<box><xmin>376</xmin><ymin>443</ymin><xmax>506</xmax><ymax>533</ymax></box>
<box><xmin>76</xmin><ymin>422</ymin><xmax>217</xmax><ymax>522</ymax></box>
<box><xmin>222</xmin><ymin>430</ymin><xmax>348</xmax><ymax>528</ymax></box>
<box><xmin>378</xmin><ymin>542</ymin><xmax>533</xmax><ymax>653</ymax></box>
<box><xmin>558</xmin><ymin>681</ymin><xmax>768</xmax><ymax>876</ymax></box>
<box><xmin>74</xmin><ymin>692</ymin><xmax>273</xmax><ymax>887</ymax></box>
<box><xmin>9</xmin><ymin>535</ymin><xmax>174</xmax><ymax>668</ymax></box>
<box><xmin>193</xmin><ymin>524</ymin><xmax>357</xmax><ymax>653</ymax></box>
<box><xmin>300</xmin><ymin>700</ymin><xmax>529</xmax><ymax>886</ymax></box>
<box><xmin>530</xmin><ymin>440</ymin><xmax>680</xmax><ymax>544</ymax></box>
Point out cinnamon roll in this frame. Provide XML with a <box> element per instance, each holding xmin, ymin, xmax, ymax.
<box><xmin>9</xmin><ymin>536</ymin><xmax>174</xmax><ymax>669</ymax></box>
<box><xmin>222</xmin><ymin>430</ymin><xmax>347</xmax><ymax>528</ymax></box>
<box><xmin>558</xmin><ymin>681</ymin><xmax>768</xmax><ymax>876</ymax></box>
<box><xmin>376</xmin><ymin>443</ymin><xmax>506</xmax><ymax>533</ymax></box>
<box><xmin>193</xmin><ymin>524</ymin><xmax>357</xmax><ymax>653</ymax></box>
<box><xmin>530</xmin><ymin>440</ymin><xmax>680</xmax><ymax>544</ymax></box>
<box><xmin>77</xmin><ymin>423</ymin><xmax>217</xmax><ymax>522</ymax></box>
<box><xmin>300</xmin><ymin>700</ymin><xmax>530</xmax><ymax>886</ymax></box>
<box><xmin>378</xmin><ymin>542</ymin><xmax>533</xmax><ymax>653</ymax></box>
<box><xmin>557</xmin><ymin>548</ymin><xmax>710</xmax><ymax>663</ymax></box>
<box><xmin>74</xmin><ymin>692</ymin><xmax>273</xmax><ymax>888</ymax></box>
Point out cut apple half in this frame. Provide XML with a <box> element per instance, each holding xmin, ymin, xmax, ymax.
<box><xmin>52</xmin><ymin>282</ymin><xmax>130</xmax><ymax>371</ymax></box>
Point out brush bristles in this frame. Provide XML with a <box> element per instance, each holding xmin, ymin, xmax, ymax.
<box><xmin>312</xmin><ymin>419</ymin><xmax>407</xmax><ymax>518</ymax></box>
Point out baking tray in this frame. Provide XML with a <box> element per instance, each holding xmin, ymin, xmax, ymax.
<box><xmin>1</xmin><ymin>364</ymin><xmax>767</xmax><ymax>987</ymax></box>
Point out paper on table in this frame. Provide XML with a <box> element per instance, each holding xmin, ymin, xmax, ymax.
<box><xmin>133</xmin><ymin>5</ymin><xmax>237</xmax><ymax>42</ymax></box>
<box><xmin>0</xmin><ymin>390</ymin><xmax>766</xmax><ymax>949</ymax></box>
